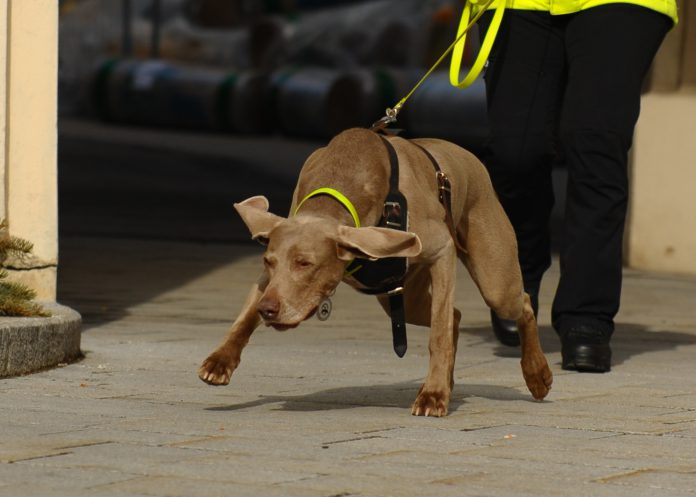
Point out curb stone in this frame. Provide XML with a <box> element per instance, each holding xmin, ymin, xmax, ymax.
<box><xmin>0</xmin><ymin>303</ymin><xmax>82</xmax><ymax>378</ymax></box>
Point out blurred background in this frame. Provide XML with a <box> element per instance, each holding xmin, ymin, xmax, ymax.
<box><xmin>57</xmin><ymin>0</ymin><xmax>500</xmax><ymax>243</ymax></box>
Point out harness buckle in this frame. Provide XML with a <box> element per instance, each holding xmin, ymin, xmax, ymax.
<box><xmin>437</xmin><ymin>171</ymin><xmax>451</xmax><ymax>193</ymax></box>
<box><xmin>387</xmin><ymin>286</ymin><xmax>404</xmax><ymax>296</ymax></box>
<box><xmin>436</xmin><ymin>171</ymin><xmax>452</xmax><ymax>203</ymax></box>
<box><xmin>383</xmin><ymin>201</ymin><xmax>403</xmax><ymax>228</ymax></box>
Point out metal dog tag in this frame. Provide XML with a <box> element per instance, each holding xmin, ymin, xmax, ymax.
<box><xmin>317</xmin><ymin>297</ymin><xmax>332</xmax><ymax>321</ymax></box>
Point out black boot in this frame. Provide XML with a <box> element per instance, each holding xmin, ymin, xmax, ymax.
<box><xmin>559</xmin><ymin>323</ymin><xmax>612</xmax><ymax>373</ymax></box>
<box><xmin>490</xmin><ymin>293</ymin><xmax>538</xmax><ymax>347</ymax></box>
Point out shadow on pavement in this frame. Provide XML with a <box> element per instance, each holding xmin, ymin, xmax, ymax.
<box><xmin>464</xmin><ymin>324</ymin><xmax>696</xmax><ymax>370</ymax></box>
<box><xmin>205</xmin><ymin>380</ymin><xmax>534</xmax><ymax>415</ymax></box>
<box><xmin>57</xmin><ymin>237</ymin><xmax>262</xmax><ymax>326</ymax></box>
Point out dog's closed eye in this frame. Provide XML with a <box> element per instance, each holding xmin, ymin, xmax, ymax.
<box><xmin>294</xmin><ymin>257</ymin><xmax>314</xmax><ymax>269</ymax></box>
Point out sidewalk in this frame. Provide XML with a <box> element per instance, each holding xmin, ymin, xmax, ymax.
<box><xmin>1</xmin><ymin>234</ymin><xmax>696</xmax><ymax>497</ymax></box>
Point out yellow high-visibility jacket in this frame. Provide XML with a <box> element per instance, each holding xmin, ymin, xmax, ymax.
<box><xmin>487</xmin><ymin>0</ymin><xmax>678</xmax><ymax>24</ymax></box>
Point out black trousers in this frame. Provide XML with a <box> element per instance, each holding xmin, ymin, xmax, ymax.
<box><xmin>478</xmin><ymin>5</ymin><xmax>671</xmax><ymax>333</ymax></box>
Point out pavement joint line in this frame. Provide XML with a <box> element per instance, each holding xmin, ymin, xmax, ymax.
<box><xmin>592</xmin><ymin>468</ymin><xmax>666</xmax><ymax>483</ymax></box>
<box><xmin>322</xmin><ymin>435</ymin><xmax>385</xmax><ymax>446</ymax></box>
<box><xmin>2</xmin><ymin>451</ymin><xmax>72</xmax><ymax>464</ymax></box>
<box><xmin>53</xmin><ymin>441</ymin><xmax>115</xmax><ymax>451</ymax></box>
<box><xmin>165</xmin><ymin>435</ymin><xmax>231</xmax><ymax>447</ymax></box>
<box><xmin>355</xmin><ymin>426</ymin><xmax>404</xmax><ymax>435</ymax></box>
<box><xmin>459</xmin><ymin>424</ymin><xmax>510</xmax><ymax>432</ymax></box>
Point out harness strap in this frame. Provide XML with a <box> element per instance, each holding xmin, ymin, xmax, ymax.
<box><xmin>411</xmin><ymin>143</ymin><xmax>467</xmax><ymax>254</ymax></box>
<box><xmin>377</xmin><ymin>135</ymin><xmax>400</xmax><ymax>195</ymax></box>
<box><xmin>389</xmin><ymin>293</ymin><xmax>407</xmax><ymax>358</ymax></box>
<box><xmin>348</xmin><ymin>135</ymin><xmax>409</xmax><ymax>291</ymax></box>
<box><xmin>374</xmin><ymin>135</ymin><xmax>408</xmax><ymax>358</ymax></box>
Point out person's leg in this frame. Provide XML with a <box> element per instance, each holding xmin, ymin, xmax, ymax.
<box><xmin>554</xmin><ymin>4</ymin><xmax>672</xmax><ymax>370</ymax></box>
<box><xmin>477</xmin><ymin>10</ymin><xmax>566</xmax><ymax>345</ymax></box>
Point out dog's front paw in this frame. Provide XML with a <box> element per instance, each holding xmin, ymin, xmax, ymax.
<box><xmin>521</xmin><ymin>357</ymin><xmax>553</xmax><ymax>401</ymax></box>
<box><xmin>198</xmin><ymin>352</ymin><xmax>237</xmax><ymax>386</ymax></box>
<box><xmin>411</xmin><ymin>387</ymin><xmax>450</xmax><ymax>417</ymax></box>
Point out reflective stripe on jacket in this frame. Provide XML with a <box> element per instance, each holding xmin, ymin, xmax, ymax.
<box><xmin>482</xmin><ymin>0</ymin><xmax>678</xmax><ymax>24</ymax></box>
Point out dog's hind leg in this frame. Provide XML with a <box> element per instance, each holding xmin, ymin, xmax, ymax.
<box><xmin>516</xmin><ymin>292</ymin><xmax>553</xmax><ymax>400</ymax></box>
<box><xmin>199</xmin><ymin>282</ymin><xmax>262</xmax><ymax>386</ymax></box>
<box><xmin>457</xmin><ymin>199</ymin><xmax>552</xmax><ymax>400</ymax></box>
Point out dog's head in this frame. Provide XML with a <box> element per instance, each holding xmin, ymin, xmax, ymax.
<box><xmin>235</xmin><ymin>196</ymin><xmax>422</xmax><ymax>330</ymax></box>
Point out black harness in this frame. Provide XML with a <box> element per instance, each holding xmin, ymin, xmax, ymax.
<box><xmin>346</xmin><ymin>134</ymin><xmax>454</xmax><ymax>358</ymax></box>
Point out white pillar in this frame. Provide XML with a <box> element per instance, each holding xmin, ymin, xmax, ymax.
<box><xmin>3</xmin><ymin>0</ymin><xmax>59</xmax><ymax>300</ymax></box>
<box><xmin>0</xmin><ymin>1</ymin><xmax>8</xmax><ymax>222</ymax></box>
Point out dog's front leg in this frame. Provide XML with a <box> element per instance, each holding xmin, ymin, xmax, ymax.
<box><xmin>199</xmin><ymin>283</ymin><xmax>262</xmax><ymax>385</ymax></box>
<box><xmin>412</xmin><ymin>246</ymin><xmax>458</xmax><ymax>417</ymax></box>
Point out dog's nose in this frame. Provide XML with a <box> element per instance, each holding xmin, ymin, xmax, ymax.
<box><xmin>258</xmin><ymin>297</ymin><xmax>280</xmax><ymax>321</ymax></box>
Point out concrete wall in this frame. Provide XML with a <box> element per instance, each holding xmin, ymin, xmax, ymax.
<box><xmin>1</xmin><ymin>1</ymin><xmax>59</xmax><ymax>300</ymax></box>
<box><xmin>628</xmin><ymin>0</ymin><xmax>696</xmax><ymax>275</ymax></box>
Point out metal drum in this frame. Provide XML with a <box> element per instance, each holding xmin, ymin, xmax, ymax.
<box><xmin>224</xmin><ymin>70</ymin><xmax>273</xmax><ymax>134</ymax></box>
<box><xmin>94</xmin><ymin>59</ymin><xmax>236</xmax><ymax>131</ymax></box>
<box><xmin>273</xmin><ymin>67</ymin><xmax>366</xmax><ymax>138</ymax></box>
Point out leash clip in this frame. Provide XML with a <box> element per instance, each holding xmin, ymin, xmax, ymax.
<box><xmin>370</xmin><ymin>103</ymin><xmax>402</xmax><ymax>132</ymax></box>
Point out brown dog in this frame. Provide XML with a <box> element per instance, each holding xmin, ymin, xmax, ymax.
<box><xmin>199</xmin><ymin>128</ymin><xmax>552</xmax><ymax>416</ymax></box>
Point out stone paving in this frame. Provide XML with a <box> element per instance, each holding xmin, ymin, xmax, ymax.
<box><xmin>2</xmin><ymin>236</ymin><xmax>696</xmax><ymax>497</ymax></box>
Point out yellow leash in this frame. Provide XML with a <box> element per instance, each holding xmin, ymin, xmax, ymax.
<box><xmin>372</xmin><ymin>0</ymin><xmax>506</xmax><ymax>130</ymax></box>
<box><xmin>450</xmin><ymin>0</ymin><xmax>506</xmax><ymax>88</ymax></box>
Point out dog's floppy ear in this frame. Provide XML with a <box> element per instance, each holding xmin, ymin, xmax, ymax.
<box><xmin>234</xmin><ymin>196</ymin><xmax>284</xmax><ymax>244</ymax></box>
<box><xmin>335</xmin><ymin>225</ymin><xmax>422</xmax><ymax>261</ymax></box>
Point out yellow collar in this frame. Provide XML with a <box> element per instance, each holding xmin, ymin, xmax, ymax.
<box><xmin>293</xmin><ymin>187</ymin><xmax>361</xmax><ymax>228</ymax></box>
